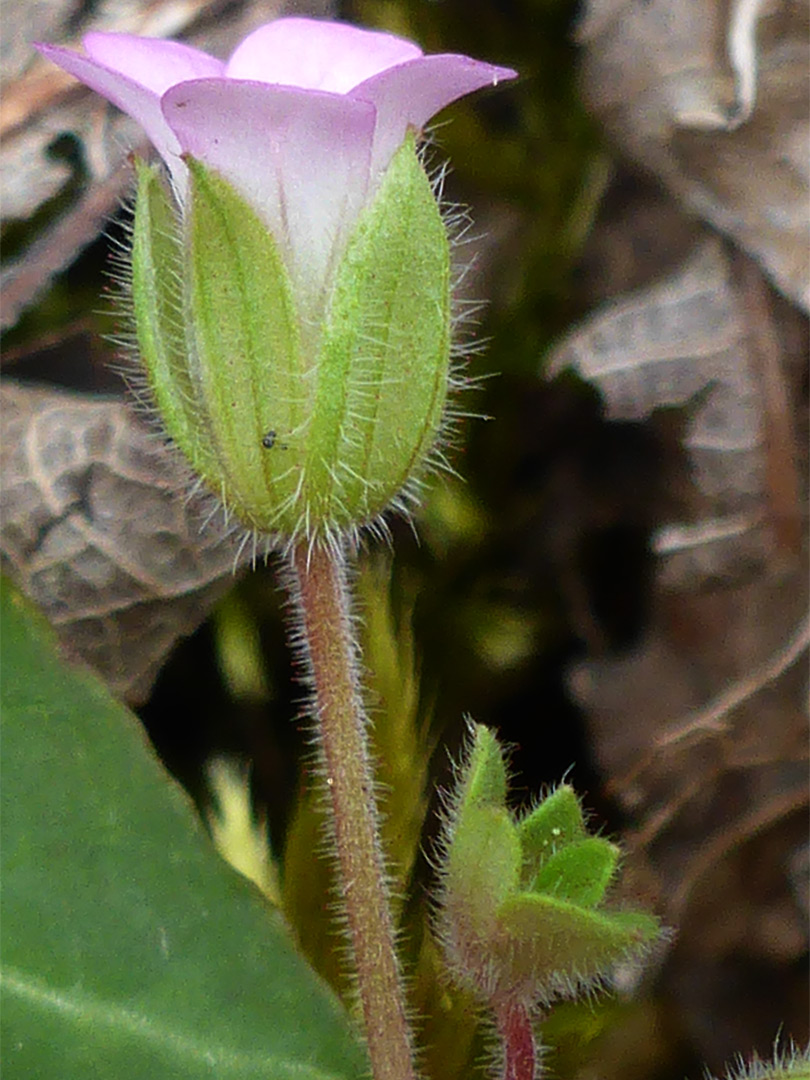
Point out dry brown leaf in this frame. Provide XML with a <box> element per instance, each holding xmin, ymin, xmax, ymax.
<box><xmin>549</xmin><ymin>38</ymin><xmax>809</xmax><ymax>1045</ymax></box>
<box><xmin>1</xmin><ymin>381</ymin><xmax>253</xmax><ymax>702</ymax></box>
<box><xmin>549</xmin><ymin>237</ymin><xmax>782</xmax><ymax>584</ymax></box>
<box><xmin>550</xmin><ymin>239</ymin><xmax>761</xmax><ymax>495</ymax></box>
<box><xmin>0</xmin><ymin>0</ymin><xmax>327</xmax><ymax>329</ymax></box>
<box><xmin>577</xmin><ymin>0</ymin><xmax>810</xmax><ymax>311</ymax></box>
<box><xmin>569</xmin><ymin>571</ymin><xmax>809</xmax><ymax>917</ymax></box>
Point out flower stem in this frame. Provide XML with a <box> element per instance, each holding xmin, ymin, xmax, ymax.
<box><xmin>496</xmin><ymin>1000</ymin><xmax>537</xmax><ymax>1080</ymax></box>
<box><xmin>288</xmin><ymin>540</ymin><xmax>417</xmax><ymax>1080</ymax></box>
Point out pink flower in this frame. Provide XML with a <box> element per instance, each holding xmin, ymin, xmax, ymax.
<box><xmin>37</xmin><ymin>18</ymin><xmax>516</xmax><ymax>307</ymax></box>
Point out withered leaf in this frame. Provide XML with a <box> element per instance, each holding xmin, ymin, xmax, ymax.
<box><xmin>1</xmin><ymin>381</ymin><xmax>252</xmax><ymax>703</ymax></box>
<box><xmin>569</xmin><ymin>572</ymin><xmax>809</xmax><ymax>924</ymax></box>
<box><xmin>549</xmin><ymin>238</ymin><xmax>773</xmax><ymax>584</ymax></box>
<box><xmin>577</xmin><ymin>0</ymin><xmax>810</xmax><ymax>311</ymax></box>
<box><xmin>551</xmin><ymin>19</ymin><xmax>809</xmax><ymax>1033</ymax></box>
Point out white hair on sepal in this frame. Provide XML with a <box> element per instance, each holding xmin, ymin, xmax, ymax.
<box><xmin>99</xmin><ymin>165</ymin><xmax>274</xmax><ymax>566</ymax></box>
<box><xmin>103</xmin><ymin>140</ymin><xmax>487</xmax><ymax>558</ymax></box>
<box><xmin>407</xmin><ymin>131</ymin><xmax>496</xmax><ymax>521</ymax></box>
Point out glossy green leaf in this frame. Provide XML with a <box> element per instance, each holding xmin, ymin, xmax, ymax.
<box><xmin>0</xmin><ymin>582</ymin><xmax>367</xmax><ymax>1080</ymax></box>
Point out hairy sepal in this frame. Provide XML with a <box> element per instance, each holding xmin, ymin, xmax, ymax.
<box><xmin>184</xmin><ymin>155</ymin><xmax>303</xmax><ymax>534</ymax></box>
<box><xmin>130</xmin><ymin>132</ymin><xmax>451</xmax><ymax>546</ymax></box>
<box><xmin>131</xmin><ymin>159</ymin><xmax>220</xmax><ymax>483</ymax></box>
<box><xmin>314</xmin><ymin>130</ymin><xmax>452</xmax><ymax>530</ymax></box>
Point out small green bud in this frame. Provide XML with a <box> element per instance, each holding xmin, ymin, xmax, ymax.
<box><xmin>436</xmin><ymin>723</ymin><xmax>662</xmax><ymax>1012</ymax></box>
<box><xmin>131</xmin><ymin>132</ymin><xmax>451</xmax><ymax>545</ymax></box>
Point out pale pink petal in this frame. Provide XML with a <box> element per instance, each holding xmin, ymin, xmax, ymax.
<box><xmin>162</xmin><ymin>79</ymin><xmax>376</xmax><ymax>320</ymax></box>
<box><xmin>83</xmin><ymin>32</ymin><xmax>223</xmax><ymax>94</ymax></box>
<box><xmin>34</xmin><ymin>42</ymin><xmax>183</xmax><ymax>172</ymax></box>
<box><xmin>226</xmin><ymin>17</ymin><xmax>422</xmax><ymax>94</ymax></box>
<box><xmin>352</xmin><ymin>54</ymin><xmax>518</xmax><ymax>179</ymax></box>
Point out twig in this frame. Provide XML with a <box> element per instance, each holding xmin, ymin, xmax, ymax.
<box><xmin>658</xmin><ymin>613</ymin><xmax>810</xmax><ymax>747</ymax></box>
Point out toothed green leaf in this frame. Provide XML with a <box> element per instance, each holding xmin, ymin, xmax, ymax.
<box><xmin>517</xmin><ymin>784</ymin><xmax>587</xmax><ymax>886</ymax></box>
<box><xmin>528</xmin><ymin>837</ymin><xmax>619</xmax><ymax>907</ymax></box>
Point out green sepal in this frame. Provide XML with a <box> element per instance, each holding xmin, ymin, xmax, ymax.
<box><xmin>517</xmin><ymin>784</ymin><xmax>587</xmax><ymax>886</ymax></box>
<box><xmin>495</xmin><ymin>893</ymin><xmax>660</xmax><ymax>995</ymax></box>
<box><xmin>131</xmin><ymin>159</ymin><xmax>218</xmax><ymax>481</ymax></box>
<box><xmin>528</xmin><ymin>837</ymin><xmax>619</xmax><ymax>907</ymax></box>
<box><xmin>314</xmin><ymin>131</ymin><xmax>451</xmax><ymax>527</ymax></box>
<box><xmin>184</xmin><ymin>156</ymin><xmax>302</xmax><ymax>533</ymax></box>
<box><xmin>133</xmin><ymin>139</ymin><xmax>452</xmax><ymax>542</ymax></box>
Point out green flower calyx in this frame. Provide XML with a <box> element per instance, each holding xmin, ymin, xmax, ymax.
<box><xmin>131</xmin><ymin>132</ymin><xmax>451</xmax><ymax>547</ymax></box>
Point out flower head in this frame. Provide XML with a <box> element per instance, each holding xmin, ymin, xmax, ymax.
<box><xmin>37</xmin><ymin>20</ymin><xmax>517</xmax><ymax>545</ymax></box>
<box><xmin>38</xmin><ymin>20</ymin><xmax>514</xmax><ymax>312</ymax></box>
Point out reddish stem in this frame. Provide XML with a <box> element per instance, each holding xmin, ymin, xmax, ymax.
<box><xmin>496</xmin><ymin>1000</ymin><xmax>536</xmax><ymax>1080</ymax></box>
<box><xmin>289</xmin><ymin>541</ymin><xmax>417</xmax><ymax>1080</ymax></box>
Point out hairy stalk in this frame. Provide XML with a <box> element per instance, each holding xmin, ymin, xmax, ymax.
<box><xmin>496</xmin><ymin>1001</ymin><xmax>537</xmax><ymax>1080</ymax></box>
<box><xmin>288</xmin><ymin>540</ymin><xmax>417</xmax><ymax>1080</ymax></box>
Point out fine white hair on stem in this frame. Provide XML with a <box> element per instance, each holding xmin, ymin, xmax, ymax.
<box><xmin>277</xmin><ymin>544</ymin><xmax>424</xmax><ymax>1070</ymax></box>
